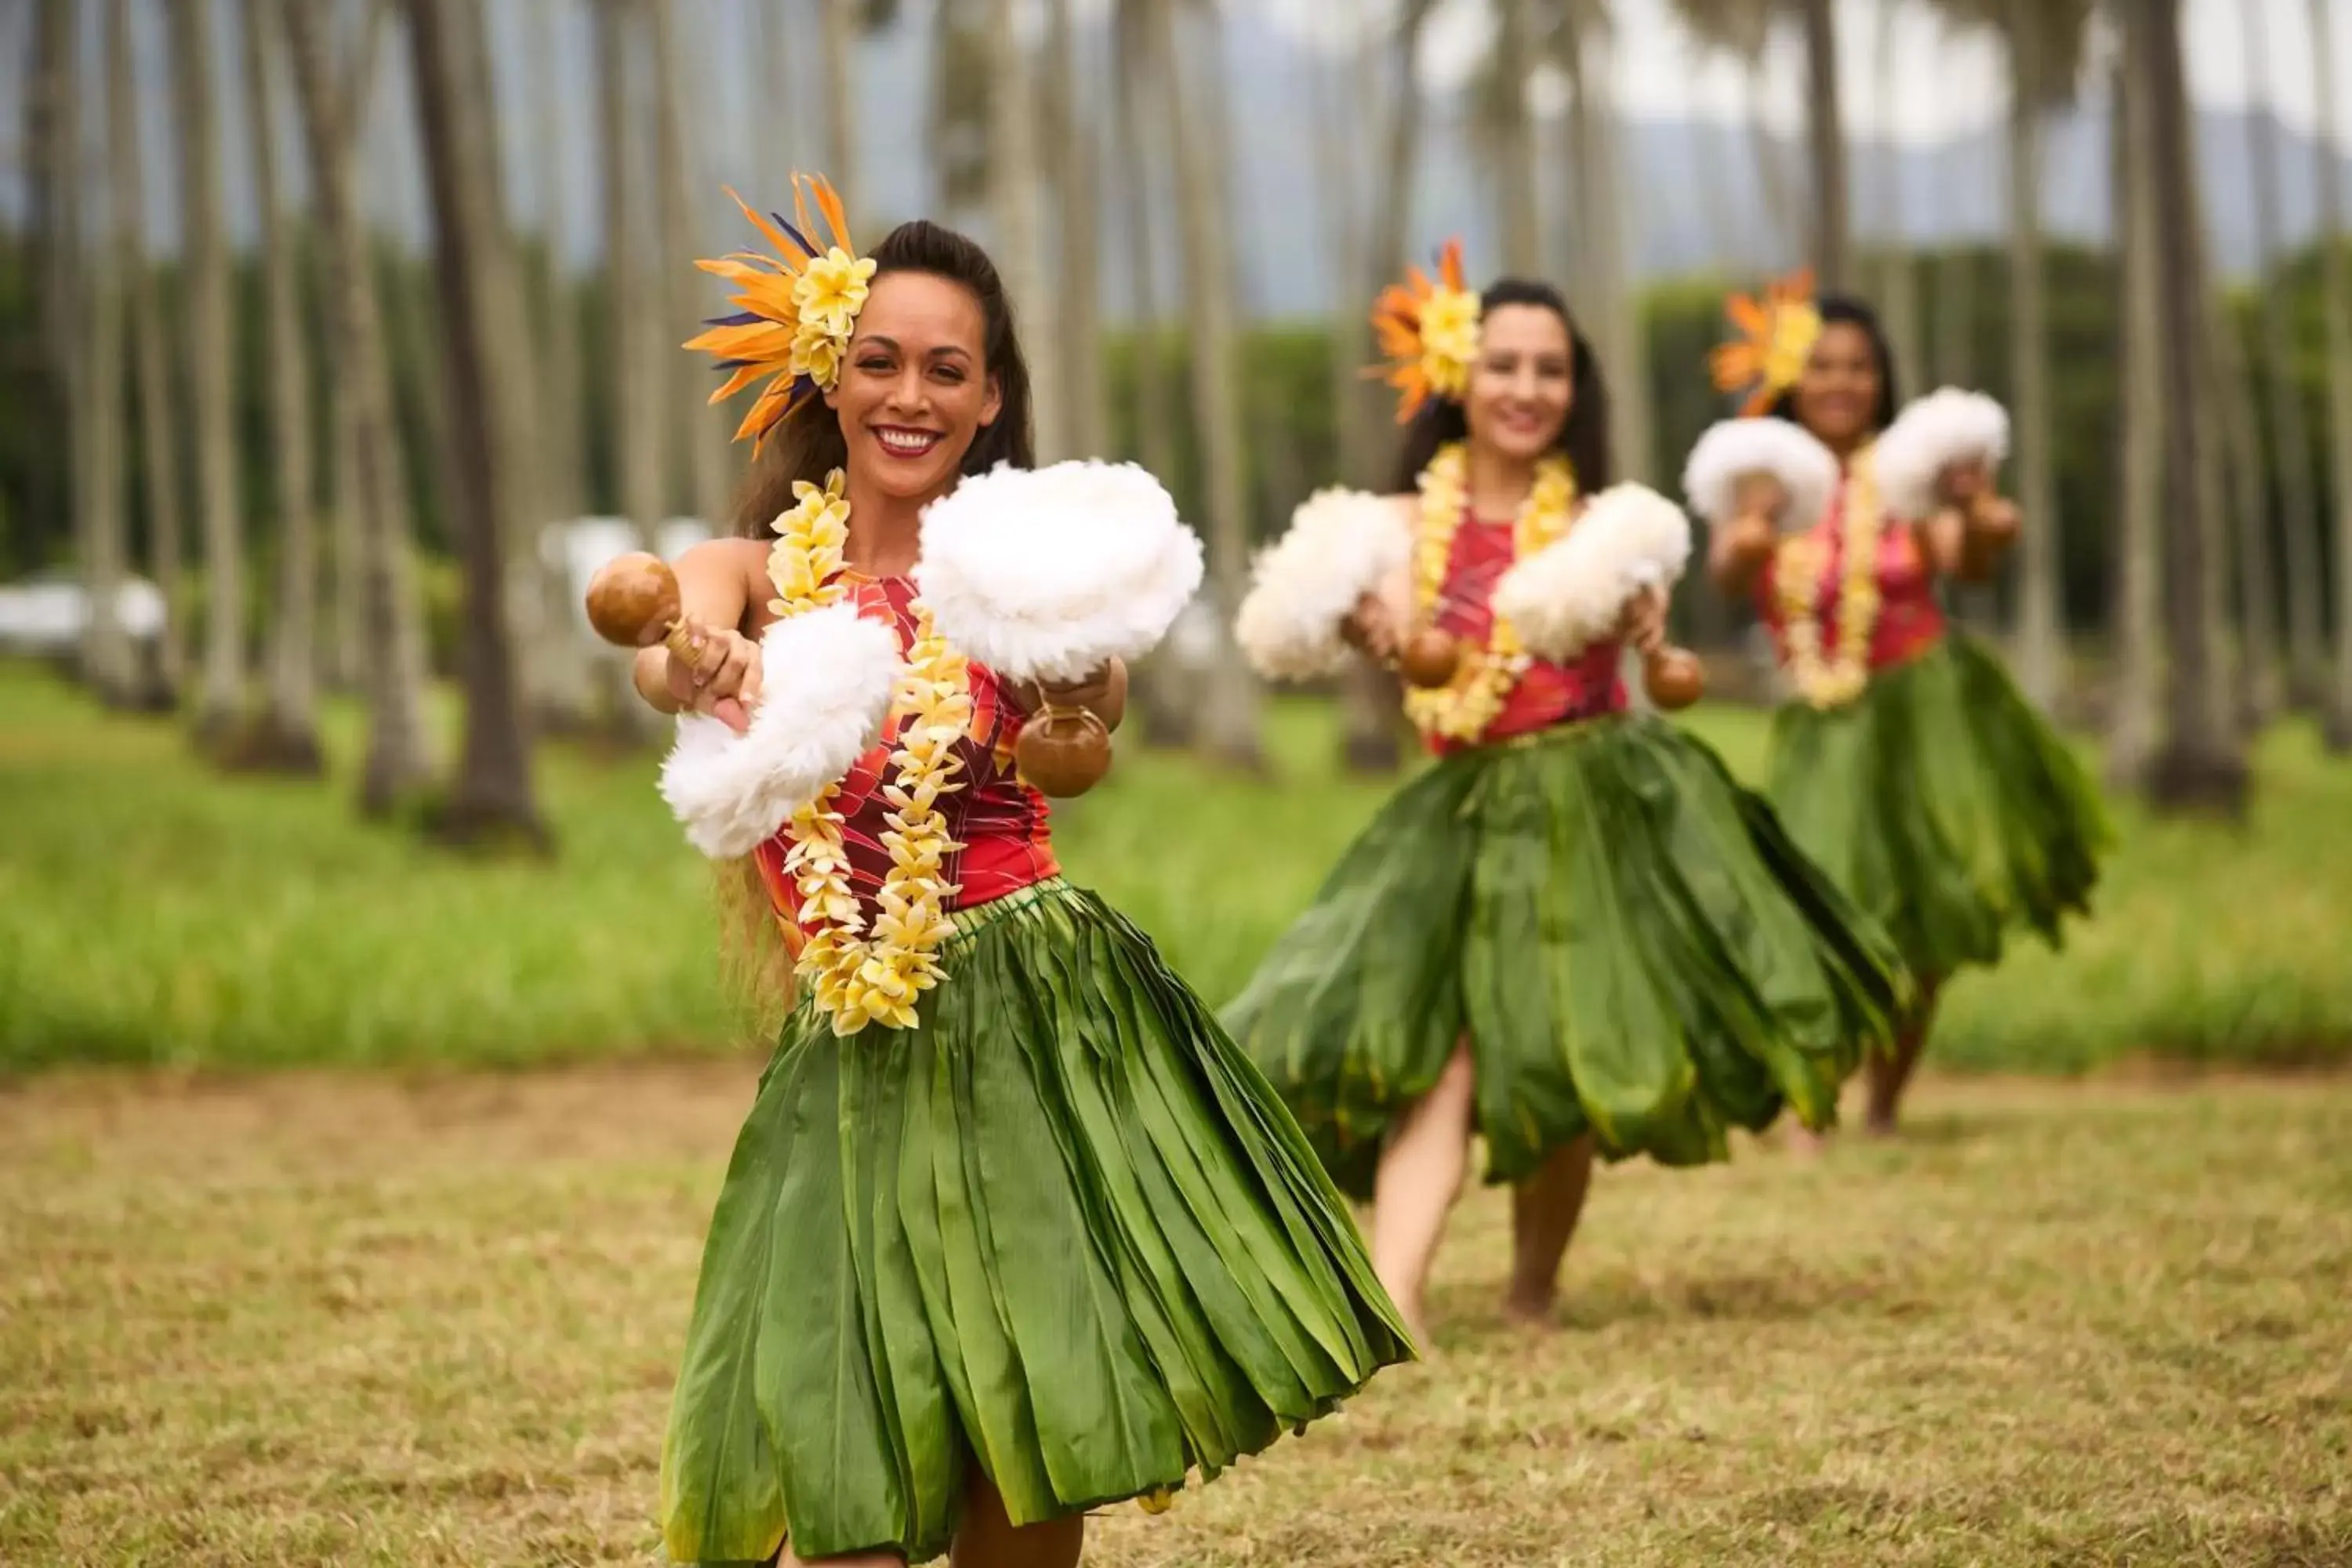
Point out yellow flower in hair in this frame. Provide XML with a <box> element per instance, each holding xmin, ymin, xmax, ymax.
<box><xmin>790</xmin><ymin>321</ymin><xmax>846</xmax><ymax>390</ymax></box>
<box><xmin>795</xmin><ymin>249</ymin><xmax>879</xmax><ymax>341</ymax></box>
<box><xmin>1418</xmin><ymin>289</ymin><xmax>1483</xmax><ymax>400</ymax></box>
<box><xmin>1711</xmin><ymin>268</ymin><xmax>1822</xmax><ymax>416</ymax></box>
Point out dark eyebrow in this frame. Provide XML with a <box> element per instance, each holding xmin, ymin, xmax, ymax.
<box><xmin>858</xmin><ymin>334</ymin><xmax>974</xmax><ymax>366</ymax></box>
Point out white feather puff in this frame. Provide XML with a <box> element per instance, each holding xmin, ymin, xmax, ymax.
<box><xmin>912</xmin><ymin>459</ymin><xmax>1206</xmax><ymax>685</ymax></box>
<box><xmin>1680</xmin><ymin>417</ymin><xmax>1841</xmax><ymax>533</ymax></box>
<box><xmin>1874</xmin><ymin>388</ymin><xmax>2012</xmax><ymax>521</ymax></box>
<box><xmin>1232</xmin><ymin>487</ymin><xmax>1413</xmax><ymax>681</ymax></box>
<box><xmin>656</xmin><ymin>604</ymin><xmax>902</xmax><ymax>861</ymax></box>
<box><xmin>1493</xmin><ymin>483</ymin><xmax>1694</xmax><ymax>663</ymax></box>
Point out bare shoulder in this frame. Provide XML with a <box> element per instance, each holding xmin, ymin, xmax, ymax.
<box><xmin>1379</xmin><ymin>492</ymin><xmax>1419</xmax><ymax>527</ymax></box>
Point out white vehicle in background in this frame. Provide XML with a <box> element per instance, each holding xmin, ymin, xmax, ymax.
<box><xmin>0</xmin><ymin>569</ymin><xmax>169</xmax><ymax>659</ymax></box>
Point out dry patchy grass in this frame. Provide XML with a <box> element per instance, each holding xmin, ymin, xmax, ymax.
<box><xmin>4</xmin><ymin>1068</ymin><xmax>2349</xmax><ymax>1566</ymax></box>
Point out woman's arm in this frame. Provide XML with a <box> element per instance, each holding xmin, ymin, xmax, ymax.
<box><xmin>1020</xmin><ymin>659</ymin><xmax>1130</xmax><ymax>733</ymax></box>
<box><xmin>1918</xmin><ymin>462</ymin><xmax>2020</xmax><ymax>583</ymax></box>
<box><xmin>1704</xmin><ymin>474</ymin><xmax>1785</xmax><ymax>599</ymax></box>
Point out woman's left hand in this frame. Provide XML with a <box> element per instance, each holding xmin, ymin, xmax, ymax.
<box><xmin>1614</xmin><ymin>585</ymin><xmax>1668</xmax><ymax>656</ymax></box>
<box><xmin>1936</xmin><ymin>458</ymin><xmax>1992</xmax><ymax>508</ymax></box>
<box><xmin>1022</xmin><ymin>659</ymin><xmax>1128</xmax><ymax>732</ymax></box>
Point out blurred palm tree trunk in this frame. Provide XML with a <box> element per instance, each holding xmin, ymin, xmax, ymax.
<box><xmin>79</xmin><ymin>0</ymin><xmax>133</xmax><ymax>705</ymax></box>
<box><xmin>1315</xmin><ymin>23</ymin><xmax>1403</xmax><ymax>772</ymax></box>
<box><xmin>822</xmin><ymin>0</ymin><xmax>858</xmax><ymax>203</ymax></box>
<box><xmin>2242</xmin><ymin>0</ymin><xmax>2324</xmax><ymax>706</ymax></box>
<box><xmin>1562</xmin><ymin>18</ymin><xmax>1652</xmax><ymax>485</ymax></box>
<box><xmin>107</xmin><ymin>0</ymin><xmax>187</xmax><ymax>706</ymax></box>
<box><xmin>2127</xmin><ymin>0</ymin><xmax>2246</xmax><ymax>812</ymax></box>
<box><xmin>408</xmin><ymin>0</ymin><xmax>549</xmax><ymax>847</ymax></box>
<box><xmin>598</xmin><ymin>1</ymin><xmax>664</xmax><ymax>553</ymax></box>
<box><xmin>1797</xmin><ymin>0</ymin><xmax>1849</xmax><ymax>292</ymax></box>
<box><xmin>647</xmin><ymin>0</ymin><xmax>734</xmax><ymax>525</ymax></box>
<box><xmin>1871</xmin><ymin>4</ymin><xmax>1924</xmax><ymax>390</ymax></box>
<box><xmin>285</xmin><ymin>0</ymin><xmax>437</xmax><ymax>814</ymax></box>
<box><xmin>27</xmin><ymin>0</ymin><xmax>76</xmax><ymax>583</ymax></box>
<box><xmin>2002</xmin><ymin>0</ymin><xmax>2061</xmax><ymax>707</ymax></box>
<box><xmin>988</xmin><ymin>0</ymin><xmax>1064</xmax><ymax>461</ymax></box>
<box><xmin>1154</xmin><ymin>0</ymin><xmax>1261</xmax><ymax>769</ymax></box>
<box><xmin>2212</xmin><ymin>273</ymin><xmax>2281</xmax><ymax>728</ymax></box>
<box><xmin>1044</xmin><ymin>0</ymin><xmax>1105</xmax><ymax>459</ymax></box>
<box><xmin>1494</xmin><ymin>0</ymin><xmax>1541</xmax><ymax>275</ymax></box>
<box><xmin>526</xmin><ymin>0</ymin><xmax>597</xmax><ymax>733</ymax></box>
<box><xmin>167</xmin><ymin>0</ymin><xmax>250</xmax><ymax>746</ymax></box>
<box><xmin>2106</xmin><ymin>39</ymin><xmax>2161</xmax><ymax>786</ymax></box>
<box><xmin>2313</xmin><ymin>0</ymin><xmax>2352</xmax><ymax>750</ymax></box>
<box><xmin>241</xmin><ymin>0</ymin><xmax>325</xmax><ymax>769</ymax></box>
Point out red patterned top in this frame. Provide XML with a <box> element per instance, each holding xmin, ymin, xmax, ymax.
<box><xmin>1755</xmin><ymin>471</ymin><xmax>1947</xmax><ymax>675</ymax></box>
<box><xmin>751</xmin><ymin>576</ymin><xmax>1058</xmax><ymax>948</ymax></box>
<box><xmin>1427</xmin><ymin>511</ymin><xmax>1628</xmax><ymax>757</ymax></box>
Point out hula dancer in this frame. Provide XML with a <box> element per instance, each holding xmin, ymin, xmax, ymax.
<box><xmin>1688</xmin><ymin>275</ymin><xmax>2113</xmax><ymax>1138</ymax></box>
<box><xmin>586</xmin><ymin>178</ymin><xmax>1410</xmax><ymax>1567</ymax></box>
<box><xmin>1223</xmin><ymin>246</ymin><xmax>1910</xmax><ymax>1348</ymax></box>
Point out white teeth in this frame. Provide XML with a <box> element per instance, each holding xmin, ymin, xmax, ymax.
<box><xmin>877</xmin><ymin>429</ymin><xmax>939</xmax><ymax>454</ymax></box>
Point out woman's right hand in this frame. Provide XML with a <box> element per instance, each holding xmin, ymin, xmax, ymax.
<box><xmin>662</xmin><ymin>622</ymin><xmax>764</xmax><ymax>733</ymax></box>
<box><xmin>1732</xmin><ymin>471</ymin><xmax>1789</xmax><ymax>524</ymax></box>
<box><xmin>1340</xmin><ymin>590</ymin><xmax>1401</xmax><ymax>663</ymax></box>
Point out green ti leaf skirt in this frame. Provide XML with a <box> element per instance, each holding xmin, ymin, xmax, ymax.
<box><xmin>1765</xmin><ymin>631</ymin><xmax>2115</xmax><ymax>983</ymax></box>
<box><xmin>659</xmin><ymin>878</ymin><xmax>1414</xmax><ymax>1566</ymax></box>
<box><xmin>1220</xmin><ymin>712</ymin><xmax>1915</xmax><ymax>1200</ymax></box>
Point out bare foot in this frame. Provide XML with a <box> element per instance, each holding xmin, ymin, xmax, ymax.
<box><xmin>1862</xmin><ymin>1109</ymin><xmax>1900</xmax><ymax>1139</ymax></box>
<box><xmin>1501</xmin><ymin>1287</ymin><xmax>1558</xmax><ymax>1332</ymax></box>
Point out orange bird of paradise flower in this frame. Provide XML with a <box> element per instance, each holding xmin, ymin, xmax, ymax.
<box><xmin>1367</xmin><ymin>239</ymin><xmax>1480</xmax><ymax>425</ymax></box>
<box><xmin>684</xmin><ymin>172</ymin><xmax>868</xmax><ymax>454</ymax></box>
<box><xmin>1710</xmin><ymin>267</ymin><xmax>1823</xmax><ymax>416</ymax></box>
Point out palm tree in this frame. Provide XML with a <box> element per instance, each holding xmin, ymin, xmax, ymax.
<box><xmin>596</xmin><ymin>0</ymin><xmax>666</xmax><ymax>594</ymax></box>
<box><xmin>2125</xmin><ymin>0</ymin><xmax>2246</xmax><ymax>813</ymax></box>
<box><xmin>2313</xmin><ymin>0</ymin><xmax>2352</xmax><ymax>750</ymax></box>
<box><xmin>241</xmin><ymin>0</ymin><xmax>325</xmax><ymax>770</ymax></box>
<box><xmin>1044</xmin><ymin>0</ymin><xmax>1106</xmax><ymax>459</ymax></box>
<box><xmin>108</xmin><ymin>0</ymin><xmax>187</xmax><ymax>707</ymax></box>
<box><xmin>1671</xmin><ymin>0</ymin><xmax>1842</xmax><ymax>284</ymax></box>
<box><xmin>1154</xmin><ymin>0</ymin><xmax>1262</xmax><ymax>769</ymax></box>
<box><xmin>1490</xmin><ymin>0</ymin><xmax>1543</xmax><ymax>275</ymax></box>
<box><xmin>986</xmin><ymin>0</ymin><xmax>1064</xmax><ymax>461</ymax></box>
<box><xmin>79</xmin><ymin>0</ymin><xmax>133</xmax><ymax>706</ymax></box>
<box><xmin>1867</xmin><ymin>3</ymin><xmax>1924</xmax><ymax>390</ymax></box>
<box><xmin>1936</xmin><ymin>0</ymin><xmax>2096</xmax><ymax>711</ymax></box>
<box><xmin>2241</xmin><ymin>0</ymin><xmax>2324</xmax><ymax>706</ymax></box>
<box><xmin>167</xmin><ymin>0</ymin><xmax>250</xmax><ymax>746</ymax></box>
<box><xmin>646</xmin><ymin>0</ymin><xmax>734</xmax><ymax>527</ymax></box>
<box><xmin>1551</xmin><ymin>5</ymin><xmax>1653</xmax><ymax>486</ymax></box>
<box><xmin>2105</xmin><ymin>34</ymin><xmax>2161</xmax><ymax>786</ymax></box>
<box><xmin>27</xmin><ymin>0</ymin><xmax>75</xmax><ymax>583</ymax></box>
<box><xmin>407</xmin><ymin>0</ymin><xmax>550</xmax><ymax>848</ymax></box>
<box><xmin>284</xmin><ymin>0</ymin><xmax>438</xmax><ymax>814</ymax></box>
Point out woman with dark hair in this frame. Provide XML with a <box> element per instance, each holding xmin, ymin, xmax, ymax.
<box><xmin>1691</xmin><ymin>277</ymin><xmax>2111</xmax><ymax>1140</ymax></box>
<box><xmin>608</xmin><ymin>181</ymin><xmax>1410</xmax><ymax>1568</ymax></box>
<box><xmin>1223</xmin><ymin>245</ymin><xmax>1909</xmax><ymax>1348</ymax></box>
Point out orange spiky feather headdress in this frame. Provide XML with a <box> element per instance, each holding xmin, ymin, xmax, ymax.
<box><xmin>1710</xmin><ymin>267</ymin><xmax>1822</xmax><ymax>416</ymax></box>
<box><xmin>684</xmin><ymin>172</ymin><xmax>877</xmax><ymax>454</ymax></box>
<box><xmin>1367</xmin><ymin>239</ymin><xmax>1483</xmax><ymax>424</ymax></box>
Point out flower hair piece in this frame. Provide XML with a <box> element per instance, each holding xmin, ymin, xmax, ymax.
<box><xmin>1367</xmin><ymin>238</ymin><xmax>1483</xmax><ymax>424</ymax></box>
<box><xmin>1710</xmin><ymin>267</ymin><xmax>1823</xmax><ymax>416</ymax></box>
<box><xmin>684</xmin><ymin>172</ymin><xmax>877</xmax><ymax>453</ymax></box>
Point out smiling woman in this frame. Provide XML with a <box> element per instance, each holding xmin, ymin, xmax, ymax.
<box><xmin>594</xmin><ymin>181</ymin><xmax>1410</xmax><ymax>1568</ymax></box>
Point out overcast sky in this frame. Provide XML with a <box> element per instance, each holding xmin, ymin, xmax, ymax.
<box><xmin>1259</xmin><ymin>0</ymin><xmax>2352</xmax><ymax>147</ymax></box>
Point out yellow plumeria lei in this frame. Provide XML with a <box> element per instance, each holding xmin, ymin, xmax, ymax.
<box><xmin>1773</xmin><ymin>442</ymin><xmax>1883</xmax><ymax>710</ymax></box>
<box><xmin>769</xmin><ymin>469</ymin><xmax>970</xmax><ymax>1035</ymax></box>
<box><xmin>1403</xmin><ymin>442</ymin><xmax>1578</xmax><ymax>743</ymax></box>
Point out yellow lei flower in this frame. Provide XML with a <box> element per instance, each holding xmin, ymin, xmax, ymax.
<box><xmin>768</xmin><ymin>469</ymin><xmax>971</xmax><ymax>1036</ymax></box>
<box><xmin>793</xmin><ymin>248</ymin><xmax>878</xmax><ymax>343</ymax></box>
<box><xmin>1403</xmin><ymin>442</ymin><xmax>1578</xmax><ymax>744</ymax></box>
<box><xmin>1773</xmin><ymin>443</ymin><xmax>1883</xmax><ymax>710</ymax></box>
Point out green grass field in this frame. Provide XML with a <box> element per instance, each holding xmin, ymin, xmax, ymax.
<box><xmin>4</xmin><ymin>1065</ymin><xmax>2346</xmax><ymax>1565</ymax></box>
<box><xmin>5</xmin><ymin>659</ymin><xmax>2352</xmax><ymax>1075</ymax></box>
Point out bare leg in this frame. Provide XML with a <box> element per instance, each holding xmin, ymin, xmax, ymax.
<box><xmin>1502</xmin><ymin>1134</ymin><xmax>1595</xmax><ymax>1326</ymax></box>
<box><xmin>949</xmin><ymin>1471</ymin><xmax>1084</xmax><ymax>1568</ymax></box>
<box><xmin>1369</xmin><ymin>1040</ymin><xmax>1478</xmax><ymax>1350</ymax></box>
<box><xmin>1864</xmin><ymin>980</ymin><xmax>1940</xmax><ymax>1136</ymax></box>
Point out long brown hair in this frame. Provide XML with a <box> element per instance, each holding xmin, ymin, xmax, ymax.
<box><xmin>713</xmin><ymin>216</ymin><xmax>1039</xmax><ymax>1018</ymax></box>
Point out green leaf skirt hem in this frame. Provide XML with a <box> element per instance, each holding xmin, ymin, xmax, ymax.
<box><xmin>1219</xmin><ymin>712</ymin><xmax>1913</xmax><ymax>1201</ymax></box>
<box><xmin>1765</xmin><ymin>632</ymin><xmax>2114</xmax><ymax>982</ymax></box>
<box><xmin>659</xmin><ymin>878</ymin><xmax>1413</xmax><ymax>1566</ymax></box>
